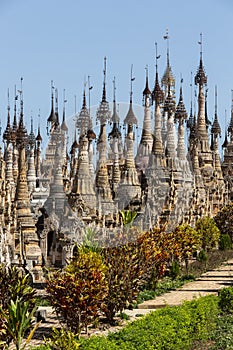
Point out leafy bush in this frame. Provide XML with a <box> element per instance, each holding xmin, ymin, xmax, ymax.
<box><xmin>170</xmin><ymin>260</ymin><xmax>180</xmax><ymax>279</ymax></box>
<box><xmin>101</xmin><ymin>241</ymin><xmax>142</xmax><ymax>324</ymax></box>
<box><xmin>0</xmin><ymin>265</ymin><xmax>37</xmax><ymax>347</ymax></box>
<box><xmin>0</xmin><ymin>265</ymin><xmax>36</xmax><ymax>310</ymax></box>
<box><xmin>0</xmin><ymin>297</ymin><xmax>39</xmax><ymax>350</ymax></box>
<box><xmin>218</xmin><ymin>287</ymin><xmax>233</xmax><ymax>314</ymax></box>
<box><xmin>173</xmin><ymin>224</ymin><xmax>201</xmax><ymax>272</ymax></box>
<box><xmin>45</xmin><ymin>327</ymin><xmax>80</xmax><ymax>350</ymax></box>
<box><xmin>219</xmin><ymin>233</ymin><xmax>232</xmax><ymax>250</ymax></box>
<box><xmin>137</xmin><ymin>227</ymin><xmax>175</xmax><ymax>289</ymax></box>
<box><xmin>215</xmin><ymin>203</ymin><xmax>233</xmax><ymax>240</ymax></box>
<box><xmin>196</xmin><ymin>216</ymin><xmax>220</xmax><ymax>252</ymax></box>
<box><xmin>46</xmin><ymin>250</ymin><xmax>108</xmax><ymax>334</ymax></box>
<box><xmin>80</xmin><ymin>295</ymin><xmax>219</xmax><ymax>350</ymax></box>
<box><xmin>208</xmin><ymin>313</ymin><xmax>233</xmax><ymax>349</ymax></box>
<box><xmin>197</xmin><ymin>250</ymin><xmax>208</xmax><ymax>262</ymax></box>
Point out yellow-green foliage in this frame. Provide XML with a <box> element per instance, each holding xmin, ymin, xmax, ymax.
<box><xmin>196</xmin><ymin>216</ymin><xmax>220</xmax><ymax>251</ymax></box>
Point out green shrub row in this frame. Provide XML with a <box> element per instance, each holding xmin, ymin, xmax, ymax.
<box><xmin>79</xmin><ymin>295</ymin><xmax>219</xmax><ymax>350</ymax></box>
<box><xmin>29</xmin><ymin>287</ymin><xmax>233</xmax><ymax>350</ymax></box>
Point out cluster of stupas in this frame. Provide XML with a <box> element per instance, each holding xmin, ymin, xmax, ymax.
<box><xmin>0</xmin><ymin>35</ymin><xmax>232</xmax><ymax>280</ymax></box>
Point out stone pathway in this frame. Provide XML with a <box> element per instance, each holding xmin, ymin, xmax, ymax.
<box><xmin>27</xmin><ymin>258</ymin><xmax>233</xmax><ymax>347</ymax></box>
<box><xmin>135</xmin><ymin>258</ymin><xmax>233</xmax><ymax>311</ymax></box>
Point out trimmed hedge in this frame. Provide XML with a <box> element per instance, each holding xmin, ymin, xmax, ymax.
<box><xmin>79</xmin><ymin>295</ymin><xmax>219</xmax><ymax>350</ymax></box>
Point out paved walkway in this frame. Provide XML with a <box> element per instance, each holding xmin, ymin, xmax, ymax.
<box><xmin>130</xmin><ymin>258</ymin><xmax>233</xmax><ymax>313</ymax></box>
<box><xmin>27</xmin><ymin>258</ymin><xmax>233</xmax><ymax>347</ymax></box>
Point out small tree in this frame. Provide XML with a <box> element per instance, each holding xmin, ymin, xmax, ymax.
<box><xmin>196</xmin><ymin>216</ymin><xmax>220</xmax><ymax>252</ymax></box>
<box><xmin>215</xmin><ymin>203</ymin><xmax>233</xmax><ymax>240</ymax></box>
<box><xmin>219</xmin><ymin>233</ymin><xmax>232</xmax><ymax>250</ymax></box>
<box><xmin>46</xmin><ymin>250</ymin><xmax>108</xmax><ymax>334</ymax></box>
<box><xmin>174</xmin><ymin>224</ymin><xmax>201</xmax><ymax>272</ymax></box>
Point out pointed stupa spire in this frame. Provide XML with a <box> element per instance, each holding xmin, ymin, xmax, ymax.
<box><xmin>76</xmin><ymin>83</ymin><xmax>92</xmax><ymax>136</ymax></box>
<box><xmin>124</xmin><ymin>65</ymin><xmax>137</xmax><ymax>126</ymax></box>
<box><xmin>36</xmin><ymin>111</ymin><xmax>42</xmax><ymax>142</ymax></box>
<box><xmin>175</xmin><ymin>78</ymin><xmax>188</xmax><ymax>160</ymax></box>
<box><xmin>151</xmin><ymin>43</ymin><xmax>165</xmax><ymax>157</ymax></box>
<box><xmin>222</xmin><ymin>110</ymin><xmax>228</xmax><ymax>148</ymax></box>
<box><xmin>96</xmin><ymin>57</ymin><xmax>111</xmax><ymax>125</ymax></box>
<box><xmin>13</xmin><ymin>85</ymin><xmax>18</xmax><ymax>132</ymax></box>
<box><xmin>27</xmin><ymin>145</ymin><xmax>36</xmax><ymax>193</ymax></box>
<box><xmin>102</xmin><ymin>56</ymin><xmax>107</xmax><ymax>103</ymax></box>
<box><xmin>228</xmin><ymin>90</ymin><xmax>233</xmax><ymax>138</ymax></box>
<box><xmin>61</xmin><ymin>89</ymin><xmax>68</xmax><ymax>132</ymax></box>
<box><xmin>143</xmin><ymin>65</ymin><xmax>151</xmax><ymax>100</ymax></box>
<box><xmin>28</xmin><ymin>115</ymin><xmax>36</xmax><ymax>148</ymax></box>
<box><xmin>152</xmin><ymin>42</ymin><xmax>164</xmax><ymax>105</ymax></box>
<box><xmin>211</xmin><ymin>86</ymin><xmax>221</xmax><ymax>137</ymax></box>
<box><xmin>211</xmin><ymin>86</ymin><xmax>222</xmax><ymax>174</ymax></box>
<box><xmin>47</xmin><ymin>80</ymin><xmax>56</xmax><ymax>124</ymax></box>
<box><xmin>82</xmin><ymin>84</ymin><xmax>87</xmax><ymax>108</ymax></box>
<box><xmin>161</xmin><ymin>29</ymin><xmax>175</xmax><ymax>97</ymax></box>
<box><xmin>71</xmin><ymin>125</ymin><xmax>79</xmax><ymax>151</ymax></box>
<box><xmin>205</xmin><ymin>88</ymin><xmax>211</xmax><ymax>131</ymax></box>
<box><xmin>16</xmin><ymin>78</ymin><xmax>28</xmax><ymax>146</ymax></box>
<box><xmin>195</xmin><ymin>34</ymin><xmax>209</xmax><ymax>141</ymax></box>
<box><xmin>175</xmin><ymin>78</ymin><xmax>187</xmax><ymax>122</ymax></box>
<box><xmin>109</xmin><ymin>77</ymin><xmax>121</xmax><ymax>139</ymax></box>
<box><xmin>112</xmin><ymin>76</ymin><xmax>119</xmax><ymax>122</ymax></box>
<box><xmin>164</xmin><ymin>84</ymin><xmax>176</xmax><ymax>158</ymax></box>
<box><xmin>195</xmin><ymin>33</ymin><xmax>207</xmax><ymax>87</ymax></box>
<box><xmin>187</xmin><ymin>72</ymin><xmax>195</xmax><ymax>130</ymax></box>
<box><xmin>163</xmin><ymin>84</ymin><xmax>176</xmax><ymax>116</ymax></box>
<box><xmin>55</xmin><ymin>88</ymin><xmax>60</xmax><ymax>127</ymax></box>
<box><xmin>3</xmin><ymin>88</ymin><xmax>12</xmax><ymax>144</ymax></box>
<box><xmin>35</xmin><ymin>112</ymin><xmax>42</xmax><ymax>179</ymax></box>
<box><xmin>136</xmin><ymin>66</ymin><xmax>153</xmax><ymax>168</ymax></box>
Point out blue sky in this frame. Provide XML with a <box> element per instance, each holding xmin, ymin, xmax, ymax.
<box><xmin>0</xmin><ymin>0</ymin><xmax>232</xmax><ymax>145</ymax></box>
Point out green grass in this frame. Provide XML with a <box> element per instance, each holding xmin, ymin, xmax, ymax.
<box><xmin>35</xmin><ymin>295</ymin><xmax>51</xmax><ymax>307</ymax></box>
<box><xmin>135</xmin><ymin>275</ymin><xmax>195</xmax><ymax>306</ymax></box>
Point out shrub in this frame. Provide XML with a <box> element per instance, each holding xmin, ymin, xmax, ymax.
<box><xmin>215</xmin><ymin>203</ymin><xmax>233</xmax><ymax>240</ymax></box>
<box><xmin>196</xmin><ymin>216</ymin><xmax>220</xmax><ymax>252</ymax></box>
<box><xmin>0</xmin><ymin>265</ymin><xmax>37</xmax><ymax>346</ymax></box>
<box><xmin>46</xmin><ymin>250</ymin><xmax>108</xmax><ymax>334</ymax></box>
<box><xmin>0</xmin><ymin>297</ymin><xmax>39</xmax><ymax>350</ymax></box>
<box><xmin>80</xmin><ymin>295</ymin><xmax>219</xmax><ymax>350</ymax></box>
<box><xmin>173</xmin><ymin>224</ymin><xmax>201</xmax><ymax>273</ymax></box>
<box><xmin>219</xmin><ymin>233</ymin><xmax>232</xmax><ymax>250</ymax></box>
<box><xmin>45</xmin><ymin>327</ymin><xmax>80</xmax><ymax>350</ymax></box>
<box><xmin>218</xmin><ymin>287</ymin><xmax>233</xmax><ymax>314</ymax></box>
<box><xmin>170</xmin><ymin>260</ymin><xmax>180</xmax><ymax>279</ymax></box>
<box><xmin>101</xmin><ymin>240</ymin><xmax>142</xmax><ymax>324</ymax></box>
<box><xmin>137</xmin><ymin>227</ymin><xmax>174</xmax><ymax>289</ymax></box>
<box><xmin>0</xmin><ymin>265</ymin><xmax>36</xmax><ymax>310</ymax></box>
<box><xmin>197</xmin><ymin>250</ymin><xmax>208</xmax><ymax>262</ymax></box>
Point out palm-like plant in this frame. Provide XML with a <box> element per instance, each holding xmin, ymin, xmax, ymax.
<box><xmin>0</xmin><ymin>297</ymin><xmax>40</xmax><ymax>350</ymax></box>
<box><xmin>120</xmin><ymin>209</ymin><xmax>137</xmax><ymax>232</ymax></box>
